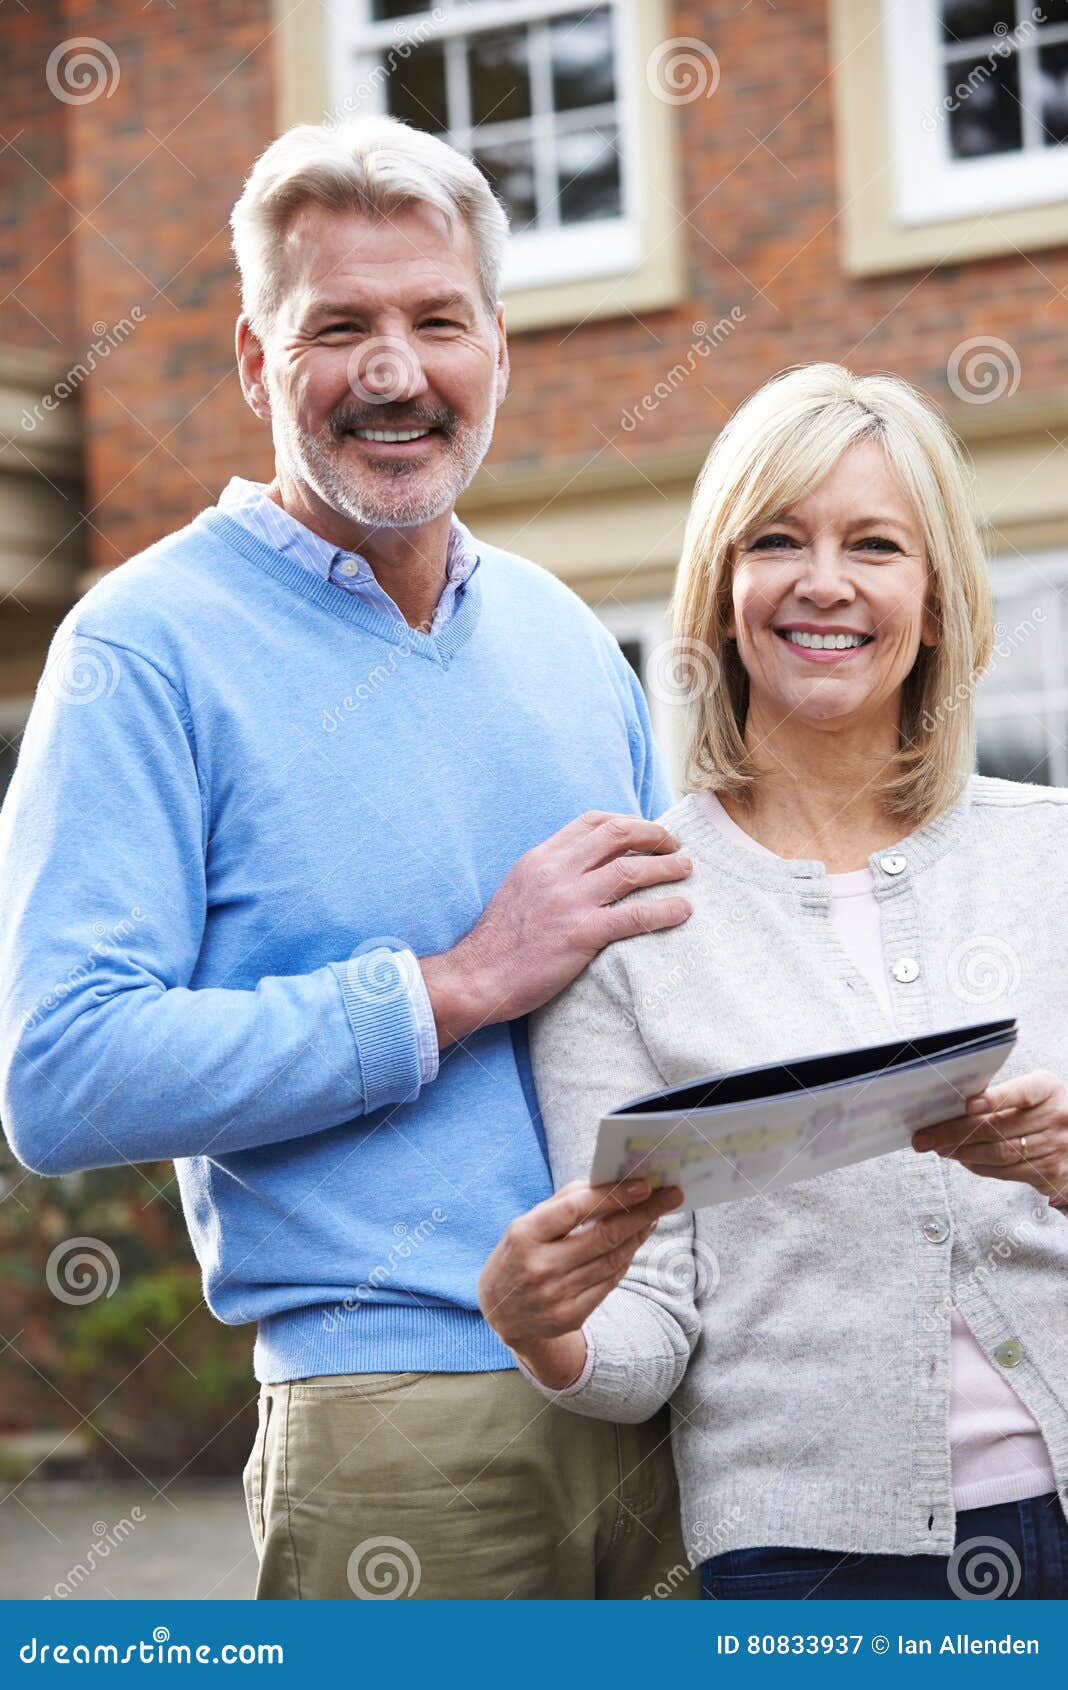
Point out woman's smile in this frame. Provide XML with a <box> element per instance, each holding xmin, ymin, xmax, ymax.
<box><xmin>772</xmin><ymin>622</ymin><xmax>876</xmax><ymax>664</ymax></box>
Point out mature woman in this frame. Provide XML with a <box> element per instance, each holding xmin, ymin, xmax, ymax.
<box><xmin>478</xmin><ymin>363</ymin><xmax>1068</xmax><ymax>1600</ymax></box>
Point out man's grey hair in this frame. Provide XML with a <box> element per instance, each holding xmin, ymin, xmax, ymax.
<box><xmin>230</xmin><ymin>115</ymin><xmax>510</xmax><ymax>333</ymax></box>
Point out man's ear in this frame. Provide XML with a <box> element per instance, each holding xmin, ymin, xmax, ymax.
<box><xmin>235</xmin><ymin>314</ymin><xmax>272</xmax><ymax>423</ymax></box>
<box><xmin>494</xmin><ymin>301</ymin><xmax>509</xmax><ymax>406</ymax></box>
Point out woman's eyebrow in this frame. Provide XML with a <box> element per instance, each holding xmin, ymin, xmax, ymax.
<box><xmin>845</xmin><ymin>514</ymin><xmax>912</xmax><ymax>532</ymax></box>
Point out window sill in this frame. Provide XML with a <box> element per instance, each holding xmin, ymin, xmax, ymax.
<box><xmin>830</xmin><ymin>0</ymin><xmax>1068</xmax><ymax>276</ymax></box>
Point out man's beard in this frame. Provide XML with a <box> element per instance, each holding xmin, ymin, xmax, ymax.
<box><xmin>271</xmin><ymin>389</ymin><xmax>497</xmax><ymax>530</ymax></box>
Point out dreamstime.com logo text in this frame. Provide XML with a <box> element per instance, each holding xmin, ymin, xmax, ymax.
<box><xmin>19</xmin><ymin>1628</ymin><xmax>283</xmax><ymax>1666</ymax></box>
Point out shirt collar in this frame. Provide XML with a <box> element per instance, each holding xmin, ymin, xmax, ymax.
<box><xmin>218</xmin><ymin>476</ymin><xmax>480</xmax><ymax>587</ymax></box>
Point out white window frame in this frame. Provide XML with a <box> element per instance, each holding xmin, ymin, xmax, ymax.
<box><xmin>327</xmin><ymin>0</ymin><xmax>644</xmax><ymax>292</ymax></box>
<box><xmin>977</xmin><ymin>551</ymin><xmax>1068</xmax><ymax>787</ymax></box>
<box><xmin>595</xmin><ymin>598</ymin><xmax>685</xmax><ymax>790</ymax></box>
<box><xmin>884</xmin><ymin>0</ymin><xmax>1068</xmax><ymax>225</ymax></box>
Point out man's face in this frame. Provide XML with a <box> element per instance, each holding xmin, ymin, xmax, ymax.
<box><xmin>248</xmin><ymin>200</ymin><xmax>508</xmax><ymax>529</ymax></box>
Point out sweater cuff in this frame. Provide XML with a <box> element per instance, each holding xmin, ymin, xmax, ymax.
<box><xmin>393</xmin><ymin>948</ymin><xmax>440</xmax><ymax>1086</ymax></box>
<box><xmin>330</xmin><ymin>949</ymin><xmax>424</xmax><ymax>1113</ymax></box>
<box><xmin>516</xmin><ymin>1327</ymin><xmax>597</xmax><ymax>1397</ymax></box>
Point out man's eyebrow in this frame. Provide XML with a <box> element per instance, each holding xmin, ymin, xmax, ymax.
<box><xmin>302</xmin><ymin>290</ymin><xmax>475</xmax><ymax>324</ymax></box>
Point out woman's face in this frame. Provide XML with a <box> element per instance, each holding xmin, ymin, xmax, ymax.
<box><xmin>726</xmin><ymin>438</ymin><xmax>940</xmax><ymax>731</ymax></box>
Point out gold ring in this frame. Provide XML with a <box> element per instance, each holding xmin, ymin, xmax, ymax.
<box><xmin>1019</xmin><ymin>1135</ymin><xmax>1029</xmax><ymax>1161</ymax></box>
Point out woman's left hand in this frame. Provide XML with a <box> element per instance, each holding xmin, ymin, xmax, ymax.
<box><xmin>912</xmin><ymin>1069</ymin><xmax>1068</xmax><ymax>1210</ymax></box>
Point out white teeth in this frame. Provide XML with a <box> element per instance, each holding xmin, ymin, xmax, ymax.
<box><xmin>782</xmin><ymin>629</ymin><xmax>868</xmax><ymax>650</ymax></box>
<box><xmin>353</xmin><ymin>428</ymin><xmax>431</xmax><ymax>443</ymax></box>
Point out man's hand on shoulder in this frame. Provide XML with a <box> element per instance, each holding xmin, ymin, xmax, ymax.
<box><xmin>419</xmin><ymin>810</ymin><xmax>692</xmax><ymax>1048</ymax></box>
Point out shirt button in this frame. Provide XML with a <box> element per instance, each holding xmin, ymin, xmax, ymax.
<box><xmin>994</xmin><ymin>1338</ymin><xmax>1023</xmax><ymax>1368</ymax></box>
<box><xmin>892</xmin><ymin>956</ymin><xmax>920</xmax><ymax>983</ymax></box>
<box><xmin>341</xmin><ymin>559</ymin><xmax>359</xmax><ymax>577</ymax></box>
<box><xmin>920</xmin><ymin>1214</ymin><xmax>950</xmax><ymax>1243</ymax></box>
<box><xmin>880</xmin><ymin>853</ymin><xmax>907</xmax><ymax>875</ymax></box>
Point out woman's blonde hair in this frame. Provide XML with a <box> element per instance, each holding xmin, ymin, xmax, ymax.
<box><xmin>671</xmin><ymin>362</ymin><xmax>995</xmax><ymax>826</ymax></box>
<box><xmin>230</xmin><ymin>115</ymin><xmax>510</xmax><ymax>334</ymax></box>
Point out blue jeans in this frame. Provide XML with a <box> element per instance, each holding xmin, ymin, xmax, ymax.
<box><xmin>701</xmin><ymin>1493</ymin><xmax>1068</xmax><ymax>1599</ymax></box>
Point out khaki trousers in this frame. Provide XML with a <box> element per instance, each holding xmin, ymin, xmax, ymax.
<box><xmin>241</xmin><ymin>1368</ymin><xmax>697</xmax><ymax>1600</ymax></box>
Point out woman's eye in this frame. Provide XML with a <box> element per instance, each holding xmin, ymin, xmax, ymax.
<box><xmin>854</xmin><ymin>536</ymin><xmax>901</xmax><ymax>554</ymax></box>
<box><xmin>749</xmin><ymin>532</ymin><xmax>798</xmax><ymax>551</ymax></box>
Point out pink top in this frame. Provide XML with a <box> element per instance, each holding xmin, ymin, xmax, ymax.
<box><xmin>699</xmin><ymin>789</ymin><xmax>1057</xmax><ymax>1511</ymax></box>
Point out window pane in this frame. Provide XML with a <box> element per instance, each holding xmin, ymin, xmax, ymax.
<box><xmin>1038</xmin><ymin>41</ymin><xmax>1068</xmax><ymax>145</ymax></box>
<box><xmin>940</xmin><ymin>2</ymin><xmax>1016</xmax><ymax>44</ymax></box>
<box><xmin>371</xmin><ymin>1</ymin><xmax>433</xmax><ymax>19</ymax></box>
<box><xmin>1036</xmin><ymin>0</ymin><xmax>1068</xmax><ymax>25</ymax></box>
<box><xmin>469</xmin><ymin>27</ymin><xmax>532</xmax><ymax>126</ymax></box>
<box><xmin>617</xmin><ymin>638</ymin><xmax>644</xmax><ymax>681</ymax></box>
<box><xmin>945</xmin><ymin>51</ymin><xmax>1022</xmax><ymax>156</ymax></box>
<box><xmin>557</xmin><ymin>123</ymin><xmax>622</xmax><ymax>221</ymax></box>
<box><xmin>976</xmin><ymin>716</ymin><xmax>1052</xmax><ymax>784</ymax></box>
<box><xmin>385</xmin><ymin>40</ymin><xmax>448</xmax><ymax>132</ymax></box>
<box><xmin>473</xmin><ymin>137</ymin><xmax>537</xmax><ymax>228</ymax></box>
<box><xmin>551</xmin><ymin>7</ymin><xmax>616</xmax><ymax>112</ymax></box>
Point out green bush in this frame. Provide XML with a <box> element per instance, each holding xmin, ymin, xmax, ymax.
<box><xmin>0</xmin><ymin>1144</ymin><xmax>257</xmax><ymax>1478</ymax></box>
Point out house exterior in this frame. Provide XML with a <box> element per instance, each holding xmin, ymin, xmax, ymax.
<box><xmin>2</xmin><ymin>0</ymin><xmax>1067</xmax><ymax>794</ymax></box>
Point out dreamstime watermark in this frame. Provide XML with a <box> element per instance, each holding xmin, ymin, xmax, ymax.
<box><xmin>322</xmin><ymin>1209</ymin><xmax>447</xmax><ymax>1332</ymax></box>
<box><xmin>346</xmin><ymin>336</ymin><xmax>424</xmax><ymax>405</ymax></box>
<box><xmin>919</xmin><ymin>1204</ymin><xmax>1054</xmax><ymax>1333</ymax></box>
<box><xmin>948</xmin><ymin>1535</ymin><xmax>1022</xmax><ymax>1599</ymax></box>
<box><xmin>21</xmin><ymin>908</ymin><xmax>148</xmax><ymax>1034</ymax></box>
<box><xmin>326</xmin><ymin>11</ymin><xmax>446</xmax><ymax>129</ymax></box>
<box><xmin>616</xmin><ymin>885</ymin><xmax>755</xmax><ymax>1035</ymax></box>
<box><xmin>45</xmin><ymin>1237</ymin><xmax>120</xmax><ymax>1306</ymax></box>
<box><xmin>645</xmin><ymin>1232</ymin><xmax>721</xmax><ymax>1298</ymax></box>
<box><xmin>44</xmin><ymin>1511</ymin><xmax>146</xmax><ymax>1600</ymax></box>
<box><xmin>644</xmin><ymin>1506</ymin><xmax>743</xmax><ymax>1597</ymax></box>
<box><xmin>947</xmin><ymin>335</ymin><xmax>1021</xmax><ymax>404</ymax></box>
<box><xmin>920</xmin><ymin>605</ymin><xmax>1046</xmax><ymax>734</ymax></box>
<box><xmin>42</xmin><ymin>636</ymin><xmax>123</xmax><ymax>706</ymax></box>
<box><xmin>346</xmin><ymin>1535</ymin><xmax>421</xmax><ymax>1599</ymax></box>
<box><xmin>621</xmin><ymin>312</ymin><xmax>746</xmax><ymax>432</ymax></box>
<box><xmin>46</xmin><ymin>37</ymin><xmax>120</xmax><ymax>105</ymax></box>
<box><xmin>947</xmin><ymin>934</ymin><xmax>1022</xmax><ymax>1006</ymax></box>
<box><xmin>321</xmin><ymin>635</ymin><xmax>428</xmax><ymax>732</ymax></box>
<box><xmin>20</xmin><ymin>310</ymin><xmax>145</xmax><ymax>434</ymax></box>
<box><xmin>644</xmin><ymin>635</ymin><xmax>722</xmax><ymax>706</ymax></box>
<box><xmin>646</xmin><ymin>37</ymin><xmax>721</xmax><ymax>104</ymax></box>
<box><xmin>921</xmin><ymin>10</ymin><xmax>1046</xmax><ymax>134</ymax></box>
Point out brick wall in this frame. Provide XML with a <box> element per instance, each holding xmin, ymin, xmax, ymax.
<box><xmin>6</xmin><ymin>0</ymin><xmax>1068</xmax><ymax>571</ymax></box>
<box><xmin>494</xmin><ymin>0</ymin><xmax>1068</xmax><ymax>471</ymax></box>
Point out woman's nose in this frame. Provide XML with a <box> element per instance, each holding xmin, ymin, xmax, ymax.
<box><xmin>796</xmin><ymin>540</ymin><xmax>855</xmax><ymax>602</ymax></box>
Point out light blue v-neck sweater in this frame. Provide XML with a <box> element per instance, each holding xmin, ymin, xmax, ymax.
<box><xmin>0</xmin><ymin>506</ymin><xmax>672</xmax><ymax>1382</ymax></box>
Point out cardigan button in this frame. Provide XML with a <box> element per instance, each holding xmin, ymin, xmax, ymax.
<box><xmin>920</xmin><ymin>1214</ymin><xmax>950</xmax><ymax>1243</ymax></box>
<box><xmin>880</xmin><ymin>853</ymin><xmax>907</xmax><ymax>875</ymax></box>
<box><xmin>892</xmin><ymin>956</ymin><xmax>920</xmax><ymax>983</ymax></box>
<box><xmin>994</xmin><ymin>1338</ymin><xmax>1023</xmax><ymax>1368</ymax></box>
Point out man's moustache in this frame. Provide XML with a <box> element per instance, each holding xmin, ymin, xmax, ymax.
<box><xmin>329</xmin><ymin>410</ymin><xmax>455</xmax><ymax>438</ymax></box>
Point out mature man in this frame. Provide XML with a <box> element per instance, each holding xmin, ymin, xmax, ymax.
<box><xmin>0</xmin><ymin>117</ymin><xmax>694</xmax><ymax>1600</ymax></box>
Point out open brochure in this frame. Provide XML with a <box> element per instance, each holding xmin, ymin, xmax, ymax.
<box><xmin>589</xmin><ymin>1017</ymin><xmax>1018</xmax><ymax>1211</ymax></box>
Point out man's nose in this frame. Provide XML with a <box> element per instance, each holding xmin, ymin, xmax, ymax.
<box><xmin>347</xmin><ymin>335</ymin><xmax>430</xmax><ymax>406</ymax></box>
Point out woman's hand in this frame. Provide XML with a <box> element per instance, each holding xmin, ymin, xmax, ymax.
<box><xmin>477</xmin><ymin>1177</ymin><xmax>684</xmax><ymax>1389</ymax></box>
<box><xmin>912</xmin><ymin>1070</ymin><xmax>1068</xmax><ymax>1209</ymax></box>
